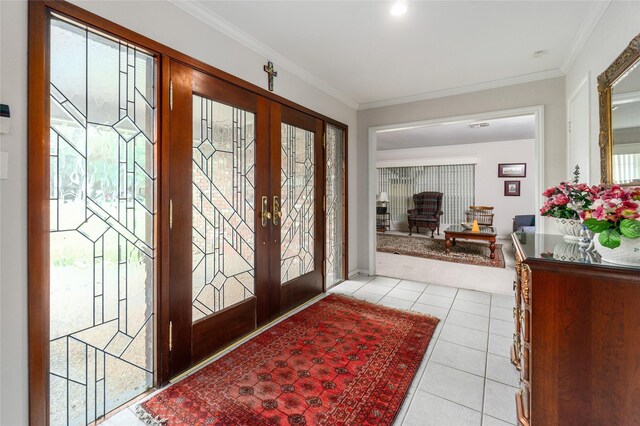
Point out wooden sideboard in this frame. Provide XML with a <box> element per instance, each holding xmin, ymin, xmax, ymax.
<box><xmin>511</xmin><ymin>233</ymin><xmax>640</xmax><ymax>426</ymax></box>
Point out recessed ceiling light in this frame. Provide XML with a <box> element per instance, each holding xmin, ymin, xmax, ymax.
<box><xmin>390</xmin><ymin>1</ymin><xmax>408</xmax><ymax>16</ymax></box>
<box><xmin>469</xmin><ymin>123</ymin><xmax>490</xmax><ymax>129</ymax></box>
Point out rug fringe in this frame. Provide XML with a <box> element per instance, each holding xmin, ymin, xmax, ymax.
<box><xmin>135</xmin><ymin>404</ymin><xmax>168</xmax><ymax>425</ymax></box>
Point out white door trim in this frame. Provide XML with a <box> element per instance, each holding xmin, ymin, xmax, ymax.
<box><xmin>567</xmin><ymin>73</ymin><xmax>591</xmax><ymax>183</ymax></box>
<box><xmin>367</xmin><ymin>106</ymin><xmax>545</xmax><ymax>276</ymax></box>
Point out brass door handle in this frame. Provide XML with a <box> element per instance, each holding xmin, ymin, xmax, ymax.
<box><xmin>272</xmin><ymin>196</ymin><xmax>282</xmax><ymax>226</ymax></box>
<box><xmin>261</xmin><ymin>196</ymin><xmax>272</xmax><ymax>227</ymax></box>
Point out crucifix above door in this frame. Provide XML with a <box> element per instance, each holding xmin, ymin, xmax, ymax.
<box><xmin>263</xmin><ymin>61</ymin><xmax>278</xmax><ymax>91</ymax></box>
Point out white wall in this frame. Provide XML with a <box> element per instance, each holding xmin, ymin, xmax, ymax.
<box><xmin>0</xmin><ymin>1</ymin><xmax>357</xmax><ymax>424</ymax></box>
<box><xmin>357</xmin><ymin>77</ymin><xmax>566</xmax><ymax>272</ymax></box>
<box><xmin>377</xmin><ymin>140</ymin><xmax>536</xmax><ymax>237</ymax></box>
<box><xmin>565</xmin><ymin>1</ymin><xmax>640</xmax><ymax>184</ymax></box>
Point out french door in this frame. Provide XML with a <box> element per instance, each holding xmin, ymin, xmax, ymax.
<box><xmin>167</xmin><ymin>61</ymin><xmax>324</xmax><ymax>377</ymax></box>
<box><xmin>29</xmin><ymin>4</ymin><xmax>346</xmax><ymax>423</ymax></box>
<box><xmin>269</xmin><ymin>104</ymin><xmax>324</xmax><ymax>315</ymax></box>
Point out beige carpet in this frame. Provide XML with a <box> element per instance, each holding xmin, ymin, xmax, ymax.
<box><xmin>377</xmin><ymin>233</ymin><xmax>505</xmax><ymax>268</ymax></box>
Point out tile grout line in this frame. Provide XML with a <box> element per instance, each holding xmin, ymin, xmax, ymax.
<box><xmin>419</xmin><ymin>389</ymin><xmax>484</xmax><ymax>417</ymax></box>
<box><xmin>480</xmin><ymin>298</ymin><xmax>495</xmax><ymax>425</ymax></box>
<box><xmin>396</xmin><ymin>286</ymin><xmax>459</xmax><ymax>424</ymax></box>
<box><xmin>364</xmin><ymin>275</ymin><xmax>517</xmax><ymax>425</ymax></box>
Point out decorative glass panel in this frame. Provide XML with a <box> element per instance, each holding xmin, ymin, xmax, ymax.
<box><xmin>49</xmin><ymin>17</ymin><xmax>156</xmax><ymax>425</ymax></box>
<box><xmin>280</xmin><ymin>123</ymin><xmax>315</xmax><ymax>284</ymax></box>
<box><xmin>192</xmin><ymin>95</ymin><xmax>256</xmax><ymax>322</ymax></box>
<box><xmin>325</xmin><ymin>125</ymin><xmax>345</xmax><ymax>287</ymax></box>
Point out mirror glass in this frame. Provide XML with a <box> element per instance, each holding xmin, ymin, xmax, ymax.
<box><xmin>611</xmin><ymin>59</ymin><xmax>640</xmax><ymax>184</ymax></box>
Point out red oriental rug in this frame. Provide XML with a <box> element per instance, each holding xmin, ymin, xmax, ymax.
<box><xmin>137</xmin><ymin>294</ymin><xmax>439</xmax><ymax>425</ymax></box>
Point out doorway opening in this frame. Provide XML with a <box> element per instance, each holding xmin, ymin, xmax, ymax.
<box><xmin>367</xmin><ymin>107</ymin><xmax>544</xmax><ymax>288</ymax></box>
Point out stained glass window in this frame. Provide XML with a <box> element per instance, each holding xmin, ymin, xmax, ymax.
<box><xmin>192</xmin><ymin>96</ymin><xmax>256</xmax><ymax>321</ymax></box>
<box><xmin>325</xmin><ymin>125</ymin><xmax>345</xmax><ymax>287</ymax></box>
<box><xmin>280</xmin><ymin>124</ymin><xmax>315</xmax><ymax>284</ymax></box>
<box><xmin>49</xmin><ymin>17</ymin><xmax>156</xmax><ymax>424</ymax></box>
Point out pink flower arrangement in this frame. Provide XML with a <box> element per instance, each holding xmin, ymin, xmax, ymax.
<box><xmin>540</xmin><ymin>182</ymin><xmax>601</xmax><ymax>219</ymax></box>
<box><xmin>582</xmin><ymin>185</ymin><xmax>640</xmax><ymax>248</ymax></box>
<box><xmin>581</xmin><ymin>185</ymin><xmax>640</xmax><ymax>222</ymax></box>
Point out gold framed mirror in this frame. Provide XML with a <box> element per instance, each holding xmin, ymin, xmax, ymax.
<box><xmin>598</xmin><ymin>33</ymin><xmax>640</xmax><ymax>185</ymax></box>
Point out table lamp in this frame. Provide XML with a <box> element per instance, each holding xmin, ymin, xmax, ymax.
<box><xmin>377</xmin><ymin>192</ymin><xmax>389</xmax><ymax>214</ymax></box>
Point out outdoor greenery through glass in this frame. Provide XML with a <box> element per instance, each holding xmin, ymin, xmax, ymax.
<box><xmin>49</xmin><ymin>17</ymin><xmax>156</xmax><ymax>425</ymax></box>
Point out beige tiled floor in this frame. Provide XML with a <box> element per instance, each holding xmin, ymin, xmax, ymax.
<box><xmin>105</xmin><ymin>275</ymin><xmax>518</xmax><ymax>426</ymax></box>
<box><xmin>329</xmin><ymin>275</ymin><xmax>518</xmax><ymax>426</ymax></box>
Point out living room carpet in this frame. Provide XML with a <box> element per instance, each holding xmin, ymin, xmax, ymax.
<box><xmin>137</xmin><ymin>294</ymin><xmax>439</xmax><ymax>425</ymax></box>
<box><xmin>377</xmin><ymin>233</ymin><xmax>505</xmax><ymax>269</ymax></box>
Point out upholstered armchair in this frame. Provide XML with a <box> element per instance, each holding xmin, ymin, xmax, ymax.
<box><xmin>407</xmin><ymin>192</ymin><xmax>444</xmax><ymax>237</ymax></box>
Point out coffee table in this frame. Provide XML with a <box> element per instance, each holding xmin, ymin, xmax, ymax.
<box><xmin>444</xmin><ymin>224</ymin><xmax>497</xmax><ymax>259</ymax></box>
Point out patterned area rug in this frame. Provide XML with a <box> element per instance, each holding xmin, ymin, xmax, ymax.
<box><xmin>138</xmin><ymin>294</ymin><xmax>439</xmax><ymax>425</ymax></box>
<box><xmin>377</xmin><ymin>233</ymin><xmax>505</xmax><ymax>268</ymax></box>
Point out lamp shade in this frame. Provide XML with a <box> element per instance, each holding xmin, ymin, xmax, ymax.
<box><xmin>378</xmin><ymin>192</ymin><xmax>389</xmax><ymax>202</ymax></box>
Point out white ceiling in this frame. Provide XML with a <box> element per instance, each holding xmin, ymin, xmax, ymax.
<box><xmin>376</xmin><ymin>115</ymin><xmax>536</xmax><ymax>150</ymax></box>
<box><xmin>174</xmin><ymin>1</ymin><xmax>608</xmax><ymax>109</ymax></box>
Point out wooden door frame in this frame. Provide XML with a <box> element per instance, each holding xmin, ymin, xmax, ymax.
<box><xmin>28</xmin><ymin>1</ymin><xmax>348</xmax><ymax>424</ymax></box>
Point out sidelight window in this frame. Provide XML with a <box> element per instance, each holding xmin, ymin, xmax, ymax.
<box><xmin>49</xmin><ymin>16</ymin><xmax>156</xmax><ymax>424</ymax></box>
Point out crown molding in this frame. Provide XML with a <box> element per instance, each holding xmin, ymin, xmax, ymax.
<box><xmin>559</xmin><ymin>0</ymin><xmax>611</xmax><ymax>73</ymax></box>
<box><xmin>358</xmin><ymin>69</ymin><xmax>564</xmax><ymax>111</ymax></box>
<box><xmin>167</xmin><ymin>0</ymin><xmax>359</xmax><ymax>110</ymax></box>
<box><xmin>168</xmin><ymin>0</ymin><xmax>607</xmax><ymax>113</ymax></box>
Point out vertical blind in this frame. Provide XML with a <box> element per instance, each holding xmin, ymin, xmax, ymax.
<box><xmin>377</xmin><ymin>164</ymin><xmax>475</xmax><ymax>225</ymax></box>
<box><xmin>613</xmin><ymin>153</ymin><xmax>640</xmax><ymax>184</ymax></box>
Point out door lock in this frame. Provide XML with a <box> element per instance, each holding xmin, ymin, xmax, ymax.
<box><xmin>272</xmin><ymin>196</ymin><xmax>282</xmax><ymax>226</ymax></box>
<box><xmin>261</xmin><ymin>196</ymin><xmax>272</xmax><ymax>227</ymax></box>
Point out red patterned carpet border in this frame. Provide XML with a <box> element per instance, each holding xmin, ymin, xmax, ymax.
<box><xmin>138</xmin><ymin>294</ymin><xmax>439</xmax><ymax>425</ymax></box>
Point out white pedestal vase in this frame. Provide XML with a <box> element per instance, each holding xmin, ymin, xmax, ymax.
<box><xmin>594</xmin><ymin>236</ymin><xmax>640</xmax><ymax>266</ymax></box>
<box><xmin>553</xmin><ymin>218</ymin><xmax>583</xmax><ymax>241</ymax></box>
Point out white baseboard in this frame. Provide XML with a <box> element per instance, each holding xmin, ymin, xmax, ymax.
<box><xmin>348</xmin><ymin>269</ymin><xmax>370</xmax><ymax>278</ymax></box>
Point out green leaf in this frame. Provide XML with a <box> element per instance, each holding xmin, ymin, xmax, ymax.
<box><xmin>620</xmin><ymin>219</ymin><xmax>640</xmax><ymax>239</ymax></box>
<box><xmin>584</xmin><ymin>218</ymin><xmax>611</xmax><ymax>233</ymax></box>
<box><xmin>599</xmin><ymin>229</ymin><xmax>622</xmax><ymax>249</ymax></box>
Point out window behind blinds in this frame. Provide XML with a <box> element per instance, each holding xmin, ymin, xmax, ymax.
<box><xmin>377</xmin><ymin>164</ymin><xmax>475</xmax><ymax>226</ymax></box>
<box><xmin>613</xmin><ymin>153</ymin><xmax>640</xmax><ymax>184</ymax></box>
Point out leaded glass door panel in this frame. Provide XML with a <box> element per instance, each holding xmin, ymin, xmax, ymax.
<box><xmin>270</xmin><ymin>104</ymin><xmax>324</xmax><ymax>314</ymax></box>
<box><xmin>167</xmin><ymin>61</ymin><xmax>266</xmax><ymax>375</ymax></box>
<box><xmin>325</xmin><ymin>124</ymin><xmax>346</xmax><ymax>287</ymax></box>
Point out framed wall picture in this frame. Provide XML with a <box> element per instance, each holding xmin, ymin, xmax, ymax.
<box><xmin>504</xmin><ymin>180</ymin><xmax>521</xmax><ymax>196</ymax></box>
<box><xmin>498</xmin><ymin>163</ymin><xmax>526</xmax><ymax>177</ymax></box>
